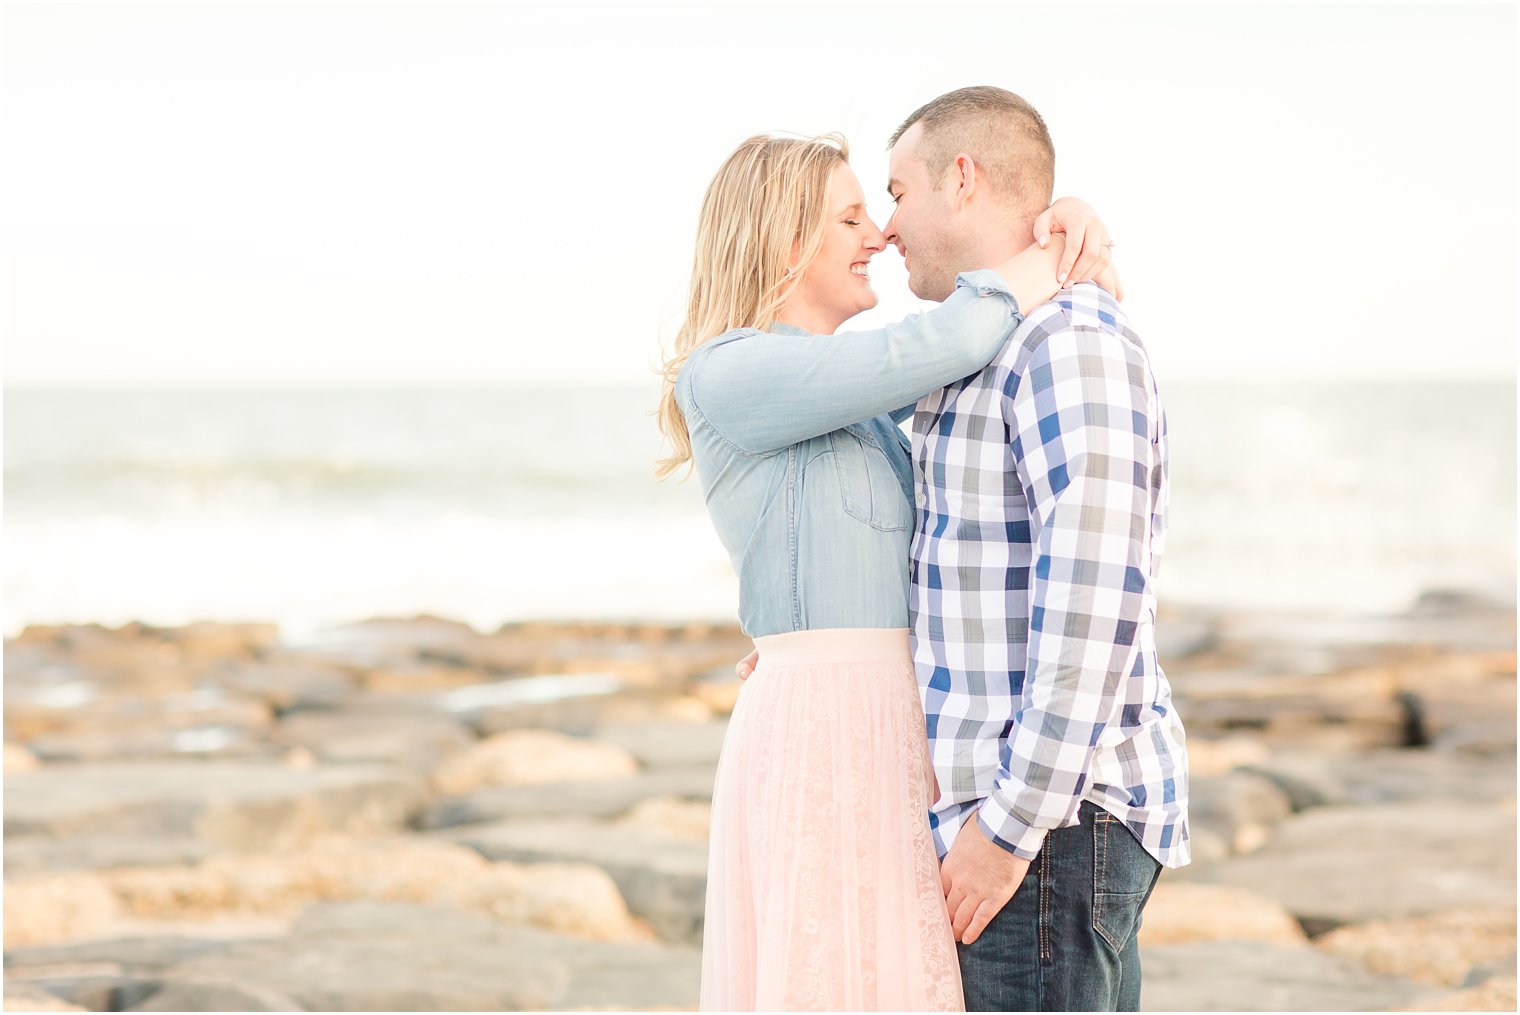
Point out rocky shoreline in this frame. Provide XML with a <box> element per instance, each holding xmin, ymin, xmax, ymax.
<box><xmin>4</xmin><ymin>594</ymin><xmax>1515</xmax><ymax>1011</ymax></box>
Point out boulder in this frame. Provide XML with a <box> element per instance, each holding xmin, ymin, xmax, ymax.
<box><xmin>441</xmin><ymin>817</ymin><xmax>709</xmax><ymax>945</ymax></box>
<box><xmin>1138</xmin><ymin>882</ymin><xmax>1306</xmax><ymax>947</ymax></box>
<box><xmin>1185</xmin><ymin>770</ymin><xmax>1294</xmax><ymax>855</ymax></box>
<box><xmin>429</xmin><ymin>729</ymin><xmax>638</xmax><ymax>794</ymax></box>
<box><xmin>1316</xmin><ymin>908</ymin><xmax>1516</xmax><ymax>987</ymax></box>
<box><xmin>615</xmin><ymin>797</ymin><xmax>712</xmax><ymax>842</ymax></box>
<box><xmin>3</xmin><ymin>872</ymin><xmax>121</xmax><ymax>947</ymax></box>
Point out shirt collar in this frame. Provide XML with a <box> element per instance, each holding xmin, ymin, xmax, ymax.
<box><xmin>768</xmin><ymin>321</ymin><xmax>812</xmax><ymax>337</ymax></box>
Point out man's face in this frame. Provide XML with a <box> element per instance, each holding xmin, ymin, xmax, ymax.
<box><xmin>884</xmin><ymin>122</ymin><xmax>963</xmax><ymax>302</ymax></box>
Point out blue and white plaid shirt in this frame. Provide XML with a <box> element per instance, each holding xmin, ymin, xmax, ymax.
<box><xmin>909</xmin><ymin>279</ymin><xmax>1190</xmax><ymax>869</ymax></box>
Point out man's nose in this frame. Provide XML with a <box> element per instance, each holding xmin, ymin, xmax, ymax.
<box><xmin>882</xmin><ymin>211</ymin><xmax>900</xmax><ymax>249</ymax></box>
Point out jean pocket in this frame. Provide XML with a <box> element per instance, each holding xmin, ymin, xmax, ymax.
<box><xmin>828</xmin><ymin>427</ymin><xmax>912</xmax><ymax>532</ymax></box>
<box><xmin>1091</xmin><ymin>812</ymin><xmax>1161</xmax><ymax>953</ymax></box>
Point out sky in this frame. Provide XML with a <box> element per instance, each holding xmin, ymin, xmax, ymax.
<box><xmin>2</xmin><ymin>1</ymin><xmax>1516</xmax><ymax>388</ymax></box>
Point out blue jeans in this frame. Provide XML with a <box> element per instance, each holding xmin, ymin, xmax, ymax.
<box><xmin>957</xmin><ymin>801</ymin><xmax>1163</xmax><ymax>1012</ymax></box>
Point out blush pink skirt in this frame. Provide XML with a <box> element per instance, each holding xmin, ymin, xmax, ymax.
<box><xmin>699</xmin><ymin>627</ymin><xmax>964</xmax><ymax>1011</ymax></box>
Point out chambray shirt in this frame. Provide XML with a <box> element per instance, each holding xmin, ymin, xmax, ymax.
<box><xmin>674</xmin><ymin>270</ymin><xmax>1025</xmax><ymax>638</ymax></box>
<box><xmin>910</xmin><ymin>282</ymin><xmax>1190</xmax><ymax>869</ymax></box>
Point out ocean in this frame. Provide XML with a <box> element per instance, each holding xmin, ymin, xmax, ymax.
<box><xmin>3</xmin><ymin>381</ymin><xmax>1514</xmax><ymax>638</ymax></box>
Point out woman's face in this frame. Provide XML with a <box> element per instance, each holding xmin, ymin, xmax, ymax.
<box><xmin>785</xmin><ymin>163</ymin><xmax>887</xmax><ymax>332</ymax></box>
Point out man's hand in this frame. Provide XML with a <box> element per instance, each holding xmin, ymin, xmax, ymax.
<box><xmin>735</xmin><ymin>649</ymin><xmax>758</xmax><ymax>681</ymax></box>
<box><xmin>940</xmin><ymin>817</ymin><xmax>1031</xmax><ymax>945</ymax></box>
<box><xmin>1032</xmin><ymin>197</ymin><xmax>1115</xmax><ymax>289</ymax></box>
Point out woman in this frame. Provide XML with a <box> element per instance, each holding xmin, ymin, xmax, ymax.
<box><xmin>656</xmin><ymin>133</ymin><xmax>1115</xmax><ymax>1011</ymax></box>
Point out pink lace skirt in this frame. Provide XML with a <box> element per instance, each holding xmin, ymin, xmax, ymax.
<box><xmin>700</xmin><ymin>628</ymin><xmax>965</xmax><ymax>1011</ymax></box>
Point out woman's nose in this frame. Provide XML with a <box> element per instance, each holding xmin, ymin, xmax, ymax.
<box><xmin>863</xmin><ymin>217</ymin><xmax>887</xmax><ymax>252</ymax></box>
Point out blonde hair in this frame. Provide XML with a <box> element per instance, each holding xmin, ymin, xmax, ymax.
<box><xmin>655</xmin><ymin>133</ymin><xmax>850</xmax><ymax>479</ymax></box>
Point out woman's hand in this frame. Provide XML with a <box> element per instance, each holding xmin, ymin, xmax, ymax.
<box><xmin>1032</xmin><ymin>197</ymin><xmax>1115</xmax><ymax>290</ymax></box>
<box><xmin>735</xmin><ymin>649</ymin><xmax>759</xmax><ymax>681</ymax></box>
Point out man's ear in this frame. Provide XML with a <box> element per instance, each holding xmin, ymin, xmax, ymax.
<box><xmin>951</xmin><ymin>153</ymin><xmax>978</xmax><ymax>210</ymax></box>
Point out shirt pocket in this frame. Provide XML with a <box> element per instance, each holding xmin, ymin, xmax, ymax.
<box><xmin>828</xmin><ymin>426</ymin><xmax>913</xmax><ymax>532</ymax></box>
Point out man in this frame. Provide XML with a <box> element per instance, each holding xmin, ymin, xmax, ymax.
<box><xmin>883</xmin><ymin>86</ymin><xmax>1190</xmax><ymax>1012</ymax></box>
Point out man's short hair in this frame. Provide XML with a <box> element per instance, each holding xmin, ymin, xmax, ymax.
<box><xmin>889</xmin><ymin>86</ymin><xmax>1055</xmax><ymax>216</ymax></box>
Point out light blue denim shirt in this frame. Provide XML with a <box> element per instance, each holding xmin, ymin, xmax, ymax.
<box><xmin>674</xmin><ymin>269</ymin><xmax>1024</xmax><ymax>637</ymax></box>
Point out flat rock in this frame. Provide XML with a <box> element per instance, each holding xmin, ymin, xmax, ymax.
<box><xmin>4</xmin><ymin>835</ymin><xmax>211</xmax><ymax>877</ymax></box>
<box><xmin>418</xmin><ymin>768</ymin><xmax>714</xmax><ymax>829</ymax></box>
<box><xmin>267</xmin><ymin>712</ymin><xmax>476</xmax><ymax>770</ymax></box>
<box><xmin>1190</xmin><ymin>803</ymin><xmax>1516</xmax><ymax>929</ymax></box>
<box><xmin>212</xmin><ymin>660</ymin><xmax>359</xmax><ymax>710</ymax></box>
<box><xmin>438</xmin><ymin>818</ymin><xmax>709</xmax><ymax>945</ymax></box>
<box><xmin>1141</xmin><ymin>941</ymin><xmax>1441</xmax><ymax>1011</ymax></box>
<box><xmin>593</xmin><ymin>720</ymin><xmax>729</xmax><ymax>770</ymax></box>
<box><xmin>5</xmin><ymin>935</ymin><xmax>242</xmax><ymax>974</ymax></box>
<box><xmin>1139</xmin><ymin>882</ymin><xmax>1306</xmax><ymax>947</ymax></box>
<box><xmin>122</xmin><ymin>901</ymin><xmax>699</xmax><ymax>1012</ymax></box>
<box><xmin>0</xmin><ymin>982</ymin><xmax>89</xmax><ymax>1011</ymax></box>
<box><xmin>4</xmin><ymin>761</ymin><xmax>426</xmax><ymax>848</ymax></box>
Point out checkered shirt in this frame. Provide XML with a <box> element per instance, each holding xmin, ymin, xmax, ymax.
<box><xmin>909</xmin><ymin>281</ymin><xmax>1190</xmax><ymax>869</ymax></box>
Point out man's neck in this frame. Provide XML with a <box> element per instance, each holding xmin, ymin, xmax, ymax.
<box><xmin>962</xmin><ymin>217</ymin><xmax>1038</xmax><ymax>273</ymax></box>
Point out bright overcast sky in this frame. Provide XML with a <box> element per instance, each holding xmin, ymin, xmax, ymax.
<box><xmin>2</xmin><ymin>2</ymin><xmax>1516</xmax><ymax>387</ymax></box>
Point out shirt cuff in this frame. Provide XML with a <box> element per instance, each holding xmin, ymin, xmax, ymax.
<box><xmin>977</xmin><ymin>791</ymin><xmax>1050</xmax><ymax>861</ymax></box>
<box><xmin>953</xmin><ymin>268</ymin><xmax>1022</xmax><ymax>317</ymax></box>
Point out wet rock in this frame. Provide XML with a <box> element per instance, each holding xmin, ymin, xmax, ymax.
<box><xmin>1141</xmin><ymin>940</ymin><xmax>1440</xmax><ymax>1011</ymax></box>
<box><xmin>5</xmin><ymin>761</ymin><xmax>426</xmax><ymax>848</ymax></box>
<box><xmin>1316</xmin><ymin>908</ymin><xmax>1516</xmax><ymax>987</ymax></box>
<box><xmin>441</xmin><ymin>818</ymin><xmax>709</xmax><ymax>945</ymax></box>
<box><xmin>1138</xmin><ymin>882</ymin><xmax>1306</xmax><ymax>946</ymax></box>
<box><xmin>1197</xmin><ymin>803</ymin><xmax>1516</xmax><ymax>929</ymax></box>
<box><xmin>418</xmin><ymin>768</ymin><xmax>714</xmax><ymax>829</ymax></box>
<box><xmin>429</xmin><ymin>729</ymin><xmax>638</xmax><ymax>794</ymax></box>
